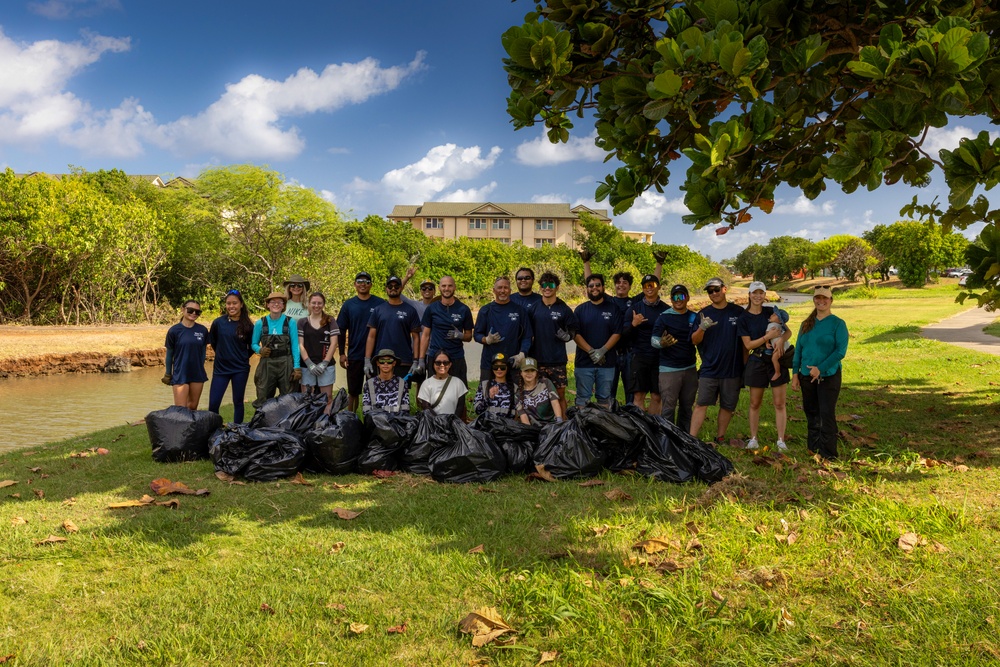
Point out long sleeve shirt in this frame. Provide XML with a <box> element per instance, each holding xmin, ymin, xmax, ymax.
<box><xmin>791</xmin><ymin>314</ymin><xmax>848</xmax><ymax>377</ymax></box>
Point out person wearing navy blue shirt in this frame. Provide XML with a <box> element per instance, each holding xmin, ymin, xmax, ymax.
<box><xmin>162</xmin><ymin>300</ymin><xmax>209</xmax><ymax>410</ymax></box>
<box><xmin>337</xmin><ymin>272</ymin><xmax>385</xmax><ymax>413</ymax></box>
<box><xmin>510</xmin><ymin>267</ymin><xmax>543</xmax><ymax>311</ymax></box>
<box><xmin>623</xmin><ymin>275</ymin><xmax>669</xmax><ymax>414</ymax></box>
<box><xmin>527</xmin><ymin>271</ymin><xmax>578</xmax><ymax>416</ymax></box>
<box><xmin>651</xmin><ymin>284</ymin><xmax>702</xmax><ymax>432</ymax></box>
<box><xmin>207</xmin><ymin>290</ymin><xmax>254</xmax><ymax>423</ymax></box>
<box><xmin>365</xmin><ymin>275</ymin><xmax>421</xmax><ymax>379</ymax></box>
<box><xmin>689</xmin><ymin>278</ymin><xmax>746</xmax><ymax>444</ymax></box>
<box><xmin>573</xmin><ymin>274</ymin><xmax>623</xmax><ymax>408</ymax></box>
<box><xmin>419</xmin><ymin>274</ymin><xmax>473</xmax><ymax>388</ymax></box>
<box><xmin>474</xmin><ymin>276</ymin><xmax>533</xmax><ymax>382</ymax></box>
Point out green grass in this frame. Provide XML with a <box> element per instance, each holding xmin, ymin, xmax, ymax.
<box><xmin>984</xmin><ymin>316</ymin><xmax>1000</xmax><ymax>339</ymax></box>
<box><xmin>3</xmin><ymin>293</ymin><xmax>1000</xmax><ymax>665</ymax></box>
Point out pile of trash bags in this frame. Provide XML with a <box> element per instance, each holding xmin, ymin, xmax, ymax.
<box><xmin>147</xmin><ymin>391</ymin><xmax>733</xmax><ymax>485</ymax></box>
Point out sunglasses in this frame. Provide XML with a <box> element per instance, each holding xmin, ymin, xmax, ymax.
<box><xmin>706</xmin><ymin>287</ymin><xmax>722</xmax><ymax>294</ymax></box>
<box><xmin>386</xmin><ymin>282</ymin><xmax>402</xmax><ymax>288</ymax></box>
<box><xmin>539</xmin><ymin>282</ymin><xmax>556</xmax><ymax>289</ymax></box>
<box><xmin>420</xmin><ymin>285</ymin><xmax>435</xmax><ymax>291</ymax></box>
<box><xmin>226</xmin><ymin>289</ymin><xmax>241</xmax><ymax>296</ymax></box>
<box><xmin>492</xmin><ymin>365</ymin><xmax>508</xmax><ymax>371</ymax></box>
<box><xmin>376</xmin><ymin>358</ymin><xmax>395</xmax><ymax>364</ymax></box>
<box><xmin>186</xmin><ymin>307</ymin><xmax>201</xmax><ymax>316</ymax></box>
<box><xmin>288</xmin><ymin>283</ymin><xmax>304</xmax><ymax>289</ymax></box>
<box><xmin>516</xmin><ymin>276</ymin><xmax>532</xmax><ymax>281</ymax></box>
<box><xmin>433</xmin><ymin>360</ymin><xmax>452</xmax><ymax>366</ymax></box>
<box><xmin>671</xmin><ymin>294</ymin><xmax>687</xmax><ymax>301</ymax></box>
<box><xmin>355</xmin><ymin>279</ymin><xmax>372</xmax><ymax>285</ymax></box>
<box><xmin>587</xmin><ymin>283</ymin><xmax>603</xmax><ymax>289</ymax></box>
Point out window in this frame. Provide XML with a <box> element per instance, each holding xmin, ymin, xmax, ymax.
<box><xmin>469</xmin><ymin>218</ymin><xmax>487</xmax><ymax>230</ymax></box>
<box><xmin>535</xmin><ymin>239</ymin><xmax>554</xmax><ymax>249</ymax></box>
<box><xmin>535</xmin><ymin>219</ymin><xmax>554</xmax><ymax>230</ymax></box>
<box><xmin>425</xmin><ymin>218</ymin><xmax>442</xmax><ymax>229</ymax></box>
<box><xmin>492</xmin><ymin>218</ymin><xmax>510</xmax><ymax>230</ymax></box>
<box><xmin>498</xmin><ymin>238</ymin><xmax>511</xmax><ymax>245</ymax></box>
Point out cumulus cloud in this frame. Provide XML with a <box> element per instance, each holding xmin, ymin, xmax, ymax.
<box><xmin>439</xmin><ymin>182</ymin><xmax>498</xmax><ymax>202</ymax></box>
<box><xmin>531</xmin><ymin>193</ymin><xmax>568</xmax><ymax>204</ymax></box>
<box><xmin>772</xmin><ymin>194</ymin><xmax>835</xmax><ymax>216</ymax></box>
<box><xmin>514</xmin><ymin>129</ymin><xmax>605</xmax><ymax>166</ymax></box>
<box><xmin>60</xmin><ymin>97</ymin><xmax>155</xmax><ymax>157</ymax></box>
<box><xmin>28</xmin><ymin>0</ymin><xmax>121</xmax><ymax>19</ymax></box>
<box><xmin>614</xmin><ymin>191</ymin><xmax>690</xmax><ymax>229</ymax></box>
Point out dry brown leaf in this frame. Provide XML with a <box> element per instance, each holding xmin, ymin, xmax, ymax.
<box><xmin>0</xmin><ymin>654</ymin><xmax>13</xmax><ymax>664</ymax></box>
<box><xmin>329</xmin><ymin>542</ymin><xmax>345</xmax><ymax>554</ymax></box>
<box><xmin>459</xmin><ymin>607</ymin><xmax>514</xmax><ymax>648</ymax></box>
<box><xmin>656</xmin><ymin>559</ymin><xmax>688</xmax><ymax>574</ymax></box>
<box><xmin>633</xmin><ymin>538</ymin><xmax>678</xmax><ymax>554</ymax></box>
<box><xmin>62</xmin><ymin>520</ymin><xmax>79</xmax><ymax>533</ymax></box>
<box><xmin>387</xmin><ymin>622</ymin><xmax>408</xmax><ymax>635</ymax></box>
<box><xmin>27</xmin><ymin>467</ymin><xmax>41</xmax><ymax>473</ymax></box>
<box><xmin>11</xmin><ymin>516</ymin><xmax>27</xmax><ymax>526</ymax></box>
<box><xmin>333</xmin><ymin>508</ymin><xmax>363</xmax><ymax>520</ymax></box>
<box><xmin>215</xmin><ymin>470</ymin><xmax>235</xmax><ymax>482</ymax></box>
<box><xmin>155</xmin><ymin>499</ymin><xmax>180</xmax><ymax>509</ymax></box>
<box><xmin>326</xmin><ymin>602</ymin><xmax>347</xmax><ymax>610</ymax></box>
<box><xmin>468</xmin><ymin>544</ymin><xmax>485</xmax><ymax>554</ymax></box>
<box><xmin>591</xmin><ymin>524</ymin><xmax>611</xmax><ymax>537</ymax></box>
<box><xmin>930</xmin><ymin>541</ymin><xmax>949</xmax><ymax>553</ymax></box>
<box><xmin>954</xmin><ymin>464</ymin><xmax>970</xmax><ymax>473</ymax></box>
<box><xmin>33</xmin><ymin>489</ymin><xmax>44</xmax><ymax>499</ymax></box>
<box><xmin>711</xmin><ymin>590</ymin><xmax>725</xmax><ymax>602</ymax></box>
<box><xmin>475</xmin><ymin>486</ymin><xmax>498</xmax><ymax>493</ymax></box>
<box><xmin>348</xmin><ymin>622</ymin><xmax>369</xmax><ymax>635</ymax></box>
<box><xmin>532</xmin><ymin>464</ymin><xmax>557</xmax><ymax>482</ymax></box>
<box><xmin>260</xmin><ymin>603</ymin><xmax>275</xmax><ymax>615</ymax></box>
<box><xmin>371</xmin><ymin>469</ymin><xmax>397</xmax><ymax>478</ymax></box>
<box><xmin>685</xmin><ymin>521</ymin><xmax>699</xmax><ymax>536</ymax></box>
<box><xmin>604</xmin><ymin>488</ymin><xmax>633</xmax><ymax>502</ymax></box>
<box><xmin>149</xmin><ymin>478</ymin><xmax>202</xmax><ymax>496</ymax></box>
<box><xmin>107</xmin><ymin>495</ymin><xmax>156</xmax><ymax>509</ymax></box>
<box><xmin>780</xmin><ymin>608</ymin><xmax>795</xmax><ymax>629</ymax></box>
<box><xmin>578</xmin><ymin>479</ymin><xmax>605</xmax><ymax>487</ymax></box>
<box><xmin>290</xmin><ymin>472</ymin><xmax>314</xmax><ymax>486</ymax></box>
<box><xmin>0</xmin><ymin>480</ymin><xmax>17</xmax><ymax>489</ymax></box>
<box><xmin>686</xmin><ymin>537</ymin><xmax>703</xmax><ymax>552</ymax></box>
<box><xmin>35</xmin><ymin>534</ymin><xmax>68</xmax><ymax>546</ymax></box>
<box><xmin>897</xmin><ymin>532</ymin><xmax>921</xmax><ymax>552</ymax></box>
<box><xmin>96</xmin><ymin>447</ymin><xmax>110</xmax><ymax>455</ymax></box>
<box><xmin>536</xmin><ymin>651</ymin><xmax>559</xmax><ymax>666</ymax></box>
<box><xmin>326</xmin><ymin>481</ymin><xmax>356</xmax><ymax>489</ymax></box>
<box><xmin>754</xmin><ymin>524</ymin><xmax>769</xmax><ymax>535</ymax></box>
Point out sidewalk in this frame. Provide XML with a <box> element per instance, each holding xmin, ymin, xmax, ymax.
<box><xmin>922</xmin><ymin>308</ymin><xmax>1000</xmax><ymax>356</ymax></box>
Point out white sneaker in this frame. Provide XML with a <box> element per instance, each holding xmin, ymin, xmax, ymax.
<box><xmin>746</xmin><ymin>437</ymin><xmax>759</xmax><ymax>450</ymax></box>
<box><xmin>776</xmin><ymin>439</ymin><xmax>788</xmax><ymax>451</ymax></box>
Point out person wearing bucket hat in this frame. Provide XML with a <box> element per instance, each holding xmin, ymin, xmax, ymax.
<box><xmin>365</xmin><ymin>275</ymin><xmax>421</xmax><ymax>379</ymax></box>
<box><xmin>282</xmin><ymin>274</ymin><xmax>310</xmax><ymax>320</ymax></box>
<box><xmin>337</xmin><ymin>271</ymin><xmax>385</xmax><ymax>413</ymax></box>
<box><xmin>790</xmin><ymin>286</ymin><xmax>849</xmax><ymax>460</ymax></box>
<box><xmin>737</xmin><ymin>280</ymin><xmax>792</xmax><ymax>450</ymax></box>
<box><xmin>250</xmin><ymin>290</ymin><xmax>301</xmax><ymax>408</ymax></box>
<box><xmin>362</xmin><ymin>348</ymin><xmax>410</xmax><ymax>415</ymax></box>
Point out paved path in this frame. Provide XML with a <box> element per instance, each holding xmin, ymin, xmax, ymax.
<box><xmin>922</xmin><ymin>308</ymin><xmax>1000</xmax><ymax>356</ymax></box>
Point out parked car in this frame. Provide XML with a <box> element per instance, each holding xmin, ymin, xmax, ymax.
<box><xmin>943</xmin><ymin>268</ymin><xmax>962</xmax><ymax>277</ymax></box>
<box><xmin>959</xmin><ymin>275</ymin><xmax>969</xmax><ymax>287</ymax></box>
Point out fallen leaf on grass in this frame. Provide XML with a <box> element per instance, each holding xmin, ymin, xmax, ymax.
<box><xmin>897</xmin><ymin>532</ymin><xmax>926</xmax><ymax>552</ymax></box>
<box><xmin>711</xmin><ymin>590</ymin><xmax>725</xmax><ymax>602</ymax></box>
<box><xmin>475</xmin><ymin>486</ymin><xmax>498</xmax><ymax>494</ymax></box>
<box><xmin>779</xmin><ymin>608</ymin><xmax>795</xmax><ymax>629</ymax></box>
<box><xmin>371</xmin><ymin>469</ymin><xmax>397</xmax><ymax>478</ymax></box>
<box><xmin>685</xmin><ymin>521</ymin><xmax>699</xmax><ymax>536</ymax></box>
<box><xmin>329</xmin><ymin>542</ymin><xmax>345</xmax><ymax>554</ymax></box>
<box><xmin>325</xmin><ymin>481</ymin><xmax>356</xmax><ymax>489</ymax></box>
<box><xmin>468</xmin><ymin>544</ymin><xmax>485</xmax><ymax>554</ymax></box>
<box><xmin>215</xmin><ymin>471</ymin><xmax>235</xmax><ymax>482</ymax></box>
<box><xmin>954</xmin><ymin>464</ymin><xmax>970</xmax><ymax>473</ymax></box>
<box><xmin>387</xmin><ymin>622</ymin><xmax>407</xmax><ymax>635</ymax></box>
<box><xmin>155</xmin><ymin>499</ymin><xmax>180</xmax><ymax>509</ymax></box>
<box><xmin>532</xmin><ymin>464</ymin><xmax>557</xmax><ymax>482</ymax></box>
<box><xmin>11</xmin><ymin>516</ymin><xmax>27</xmax><ymax>526</ymax></box>
<box><xmin>686</xmin><ymin>537</ymin><xmax>703</xmax><ymax>552</ymax></box>
<box><xmin>10</xmin><ymin>494</ymin><xmax>20</xmax><ymax>498</ymax></box>
<box><xmin>290</xmin><ymin>472</ymin><xmax>314</xmax><ymax>486</ymax></box>
<box><xmin>604</xmin><ymin>488</ymin><xmax>632</xmax><ymax>501</ymax></box>
<box><xmin>326</xmin><ymin>602</ymin><xmax>347</xmax><ymax>610</ymax></box>
<box><xmin>930</xmin><ymin>541</ymin><xmax>949</xmax><ymax>553</ymax></box>
<box><xmin>836</xmin><ymin>414</ymin><xmax>862</xmax><ymax>422</ymax></box>
<box><xmin>633</xmin><ymin>538</ymin><xmax>679</xmax><ymax>554</ymax></box>
<box><xmin>110</xmin><ymin>434</ymin><xmax>125</xmax><ymax>443</ymax></box>
<box><xmin>591</xmin><ymin>524</ymin><xmax>611</xmax><ymax>537</ymax></box>
<box><xmin>107</xmin><ymin>495</ymin><xmax>156</xmax><ymax>509</ymax></box>
<box><xmin>33</xmin><ymin>489</ymin><xmax>44</xmax><ymax>499</ymax></box>
<box><xmin>0</xmin><ymin>480</ymin><xmax>16</xmax><ymax>489</ymax></box>
<box><xmin>260</xmin><ymin>603</ymin><xmax>275</xmax><ymax>615</ymax></box>
<box><xmin>62</xmin><ymin>520</ymin><xmax>79</xmax><ymax>533</ymax></box>
<box><xmin>0</xmin><ymin>655</ymin><xmax>13</xmax><ymax>664</ymax></box>
<box><xmin>536</xmin><ymin>651</ymin><xmax>559</xmax><ymax>666</ymax></box>
<box><xmin>578</xmin><ymin>479</ymin><xmax>605</xmax><ymax>487</ymax></box>
<box><xmin>775</xmin><ymin>532</ymin><xmax>799</xmax><ymax>545</ymax></box>
<box><xmin>35</xmin><ymin>535</ymin><xmax>68</xmax><ymax>546</ymax></box>
<box><xmin>458</xmin><ymin>607</ymin><xmax>514</xmax><ymax>648</ymax></box>
<box><xmin>348</xmin><ymin>622</ymin><xmax>369</xmax><ymax>635</ymax></box>
<box><xmin>96</xmin><ymin>448</ymin><xmax>109</xmax><ymax>455</ymax></box>
<box><xmin>150</xmin><ymin>478</ymin><xmax>208</xmax><ymax>496</ymax></box>
<box><xmin>332</xmin><ymin>508</ymin><xmax>363</xmax><ymax>520</ymax></box>
<box><xmin>656</xmin><ymin>559</ymin><xmax>688</xmax><ymax>574</ymax></box>
<box><xmin>27</xmin><ymin>467</ymin><xmax>41</xmax><ymax>473</ymax></box>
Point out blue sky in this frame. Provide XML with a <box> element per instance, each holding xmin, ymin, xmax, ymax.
<box><xmin>0</xmin><ymin>0</ymin><xmax>996</xmax><ymax>260</ymax></box>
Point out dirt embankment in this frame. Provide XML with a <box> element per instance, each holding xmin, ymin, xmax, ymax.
<box><xmin>1</xmin><ymin>348</ymin><xmax>165</xmax><ymax>378</ymax></box>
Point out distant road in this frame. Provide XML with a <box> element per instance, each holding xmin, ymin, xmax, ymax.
<box><xmin>922</xmin><ymin>308</ymin><xmax>1000</xmax><ymax>356</ymax></box>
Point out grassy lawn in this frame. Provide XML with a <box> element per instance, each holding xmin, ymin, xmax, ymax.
<box><xmin>985</xmin><ymin>316</ymin><xmax>1000</xmax><ymax>339</ymax></box>
<box><xmin>3</xmin><ymin>291</ymin><xmax>1000</xmax><ymax>665</ymax></box>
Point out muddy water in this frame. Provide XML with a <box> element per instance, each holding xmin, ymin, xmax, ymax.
<box><xmin>0</xmin><ymin>344</ymin><xmax>493</xmax><ymax>452</ymax></box>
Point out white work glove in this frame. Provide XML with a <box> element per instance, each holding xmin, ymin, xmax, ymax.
<box><xmin>554</xmin><ymin>327</ymin><xmax>573</xmax><ymax>343</ymax></box>
<box><xmin>483</xmin><ymin>330</ymin><xmax>503</xmax><ymax>345</ymax></box>
<box><xmin>363</xmin><ymin>357</ymin><xmax>374</xmax><ymax>378</ymax></box>
<box><xmin>446</xmin><ymin>327</ymin><xmax>465</xmax><ymax>340</ymax></box>
<box><xmin>699</xmin><ymin>315</ymin><xmax>718</xmax><ymax>331</ymax></box>
<box><xmin>509</xmin><ymin>352</ymin><xmax>526</xmax><ymax>369</ymax></box>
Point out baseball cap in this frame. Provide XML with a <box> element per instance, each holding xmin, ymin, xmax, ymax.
<box><xmin>419</xmin><ymin>279</ymin><xmax>435</xmax><ymax>289</ymax></box>
<box><xmin>670</xmin><ymin>284</ymin><xmax>689</xmax><ymax>298</ymax></box>
<box><xmin>814</xmin><ymin>285</ymin><xmax>833</xmax><ymax>298</ymax></box>
<box><xmin>748</xmin><ymin>281</ymin><xmax>767</xmax><ymax>293</ymax></box>
<box><xmin>520</xmin><ymin>357</ymin><xmax>539</xmax><ymax>371</ymax></box>
<box><xmin>355</xmin><ymin>271</ymin><xmax>372</xmax><ymax>282</ymax></box>
<box><xmin>704</xmin><ymin>277</ymin><xmax>725</xmax><ymax>290</ymax></box>
<box><xmin>385</xmin><ymin>275</ymin><xmax>402</xmax><ymax>286</ymax></box>
<box><xmin>641</xmin><ymin>274</ymin><xmax>659</xmax><ymax>286</ymax></box>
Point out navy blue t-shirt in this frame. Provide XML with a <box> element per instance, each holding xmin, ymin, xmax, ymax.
<box><xmin>624</xmin><ymin>298</ymin><xmax>669</xmax><ymax>360</ymax></box>
<box><xmin>697</xmin><ymin>303</ymin><xmax>745</xmax><ymax>378</ymax></box>
<box><xmin>737</xmin><ymin>305</ymin><xmax>783</xmax><ymax>366</ymax></box>
<box><xmin>573</xmin><ymin>299</ymin><xmax>623</xmax><ymax>369</ymax></box>
<box><xmin>474</xmin><ymin>300</ymin><xmax>533</xmax><ymax>369</ymax></box>
<box><xmin>208</xmin><ymin>316</ymin><xmax>252</xmax><ymax>375</ymax></box>
<box><xmin>421</xmin><ymin>299</ymin><xmax>474</xmax><ymax>359</ymax></box>
<box><xmin>368</xmin><ymin>301</ymin><xmax>421</xmax><ymax>364</ymax></box>
<box><xmin>651</xmin><ymin>309</ymin><xmax>698</xmax><ymax>370</ymax></box>
<box><xmin>165</xmin><ymin>322</ymin><xmax>209</xmax><ymax>385</ymax></box>
<box><xmin>336</xmin><ymin>295</ymin><xmax>385</xmax><ymax>360</ymax></box>
<box><xmin>510</xmin><ymin>291</ymin><xmax>542</xmax><ymax>311</ymax></box>
<box><xmin>527</xmin><ymin>298</ymin><xmax>578</xmax><ymax>365</ymax></box>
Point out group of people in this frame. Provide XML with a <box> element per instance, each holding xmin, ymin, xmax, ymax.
<box><xmin>162</xmin><ymin>262</ymin><xmax>849</xmax><ymax>460</ymax></box>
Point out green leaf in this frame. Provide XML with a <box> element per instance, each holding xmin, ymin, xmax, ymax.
<box><xmin>652</xmin><ymin>70</ymin><xmax>683</xmax><ymax>97</ymax></box>
<box><xmin>643</xmin><ymin>98</ymin><xmax>674</xmax><ymax>121</ymax></box>
<box><xmin>948</xmin><ymin>176</ymin><xmax>978</xmax><ymax>208</ymax></box>
<box><xmin>878</xmin><ymin>24</ymin><xmax>903</xmax><ymax>54</ymax></box>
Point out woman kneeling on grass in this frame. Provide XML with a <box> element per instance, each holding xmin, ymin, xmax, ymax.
<box><xmin>417</xmin><ymin>350</ymin><xmax>469</xmax><ymax>416</ymax></box>
<box><xmin>162</xmin><ymin>300</ymin><xmax>209</xmax><ymax>410</ymax></box>
<box><xmin>207</xmin><ymin>290</ymin><xmax>254</xmax><ymax>423</ymax></box>
<box><xmin>516</xmin><ymin>357</ymin><xmax>563</xmax><ymax>426</ymax></box>
<box><xmin>791</xmin><ymin>286</ymin><xmax>849</xmax><ymax>460</ymax></box>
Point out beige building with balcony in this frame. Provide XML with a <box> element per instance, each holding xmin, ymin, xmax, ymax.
<box><xmin>389</xmin><ymin>202</ymin><xmax>626</xmax><ymax>249</ymax></box>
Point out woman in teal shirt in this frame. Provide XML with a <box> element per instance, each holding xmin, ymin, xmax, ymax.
<box><xmin>791</xmin><ymin>286</ymin><xmax>849</xmax><ymax>460</ymax></box>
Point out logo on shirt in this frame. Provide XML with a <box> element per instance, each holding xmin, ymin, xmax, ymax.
<box><xmin>395</xmin><ymin>310</ymin><xmax>407</xmax><ymax>320</ymax></box>
<box><xmin>194</xmin><ymin>332</ymin><xmax>204</xmax><ymax>341</ymax></box>
<box><xmin>508</xmin><ymin>313</ymin><xmax>519</xmax><ymax>321</ymax></box>
<box><xmin>601</xmin><ymin>311</ymin><xmax>612</xmax><ymax>320</ymax></box>
<box><xmin>451</xmin><ymin>314</ymin><xmax>462</xmax><ymax>324</ymax></box>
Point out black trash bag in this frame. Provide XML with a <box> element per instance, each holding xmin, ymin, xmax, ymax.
<box><xmin>303</xmin><ymin>410</ymin><xmax>365</xmax><ymax>475</ymax></box>
<box><xmin>356</xmin><ymin>411</ymin><xmax>419</xmax><ymax>474</ymax></box>
<box><xmin>471</xmin><ymin>412</ymin><xmax>540</xmax><ymax>474</ymax></box>
<box><xmin>210</xmin><ymin>426</ymin><xmax>306</xmax><ymax>481</ymax></box>
<box><xmin>403</xmin><ymin>411</ymin><xmax>457</xmax><ymax>475</ymax></box>
<box><xmin>533</xmin><ymin>419</ymin><xmax>606</xmax><ymax>479</ymax></box>
<box><xmin>651</xmin><ymin>415</ymin><xmax>735</xmax><ymax>484</ymax></box>
<box><xmin>636</xmin><ymin>420</ymin><xmax>697</xmax><ymax>483</ymax></box>
<box><xmin>575</xmin><ymin>404</ymin><xmax>643</xmax><ymax>472</ymax></box>
<box><xmin>329</xmin><ymin>388</ymin><xmax>349</xmax><ymax>414</ymax></box>
<box><xmin>276</xmin><ymin>392</ymin><xmax>329</xmax><ymax>435</ymax></box>
<box><xmin>147</xmin><ymin>406</ymin><xmax>223</xmax><ymax>462</ymax></box>
<box><xmin>429</xmin><ymin>419</ymin><xmax>507</xmax><ymax>483</ymax></box>
<box><xmin>248</xmin><ymin>393</ymin><xmax>312</xmax><ymax>429</ymax></box>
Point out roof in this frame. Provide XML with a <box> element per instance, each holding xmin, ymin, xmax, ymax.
<box><xmin>389</xmin><ymin>202</ymin><xmax>610</xmax><ymax>220</ymax></box>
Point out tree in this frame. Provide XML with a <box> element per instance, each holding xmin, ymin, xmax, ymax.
<box><xmin>808</xmin><ymin>235</ymin><xmax>857</xmax><ymax>277</ymax></box>
<box><xmin>732</xmin><ymin>243</ymin><xmax>764</xmax><ymax>278</ymax></box>
<box><xmin>833</xmin><ymin>238</ymin><xmax>880</xmax><ymax>287</ymax></box>
<box><xmin>878</xmin><ymin>221</ymin><xmax>943</xmax><ymax>287</ymax></box>
<box><xmin>503</xmin><ymin>2</ymin><xmax>1000</xmax><ymax>306</ymax></box>
<box><xmin>862</xmin><ymin>225</ymin><xmax>893</xmax><ymax>281</ymax></box>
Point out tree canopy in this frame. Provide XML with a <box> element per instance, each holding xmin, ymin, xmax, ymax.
<box><xmin>503</xmin><ymin>0</ymin><xmax>1000</xmax><ymax>305</ymax></box>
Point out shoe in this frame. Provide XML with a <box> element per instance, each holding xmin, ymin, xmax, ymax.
<box><xmin>776</xmin><ymin>439</ymin><xmax>788</xmax><ymax>451</ymax></box>
<box><xmin>714</xmin><ymin>436</ymin><xmax>726</xmax><ymax>447</ymax></box>
<box><xmin>746</xmin><ymin>437</ymin><xmax>759</xmax><ymax>450</ymax></box>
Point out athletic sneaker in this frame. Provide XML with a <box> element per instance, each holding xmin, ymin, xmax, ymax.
<box><xmin>746</xmin><ymin>437</ymin><xmax>759</xmax><ymax>450</ymax></box>
<box><xmin>776</xmin><ymin>439</ymin><xmax>788</xmax><ymax>451</ymax></box>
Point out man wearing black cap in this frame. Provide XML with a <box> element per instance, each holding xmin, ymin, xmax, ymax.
<box><xmin>650</xmin><ymin>284</ymin><xmax>702</xmax><ymax>431</ymax></box>
<box><xmin>337</xmin><ymin>271</ymin><xmax>385</xmax><ymax>413</ymax></box>
<box><xmin>623</xmin><ymin>274</ymin><xmax>669</xmax><ymax>414</ymax></box>
<box><xmin>365</xmin><ymin>275</ymin><xmax>421</xmax><ymax>380</ymax></box>
<box><xmin>690</xmin><ymin>278</ymin><xmax>745</xmax><ymax>444</ymax></box>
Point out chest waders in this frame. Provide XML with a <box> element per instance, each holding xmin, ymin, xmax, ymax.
<box><xmin>253</xmin><ymin>316</ymin><xmax>295</xmax><ymax>408</ymax></box>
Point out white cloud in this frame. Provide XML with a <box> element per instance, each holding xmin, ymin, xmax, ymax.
<box><xmin>689</xmin><ymin>226</ymin><xmax>769</xmax><ymax>260</ymax></box>
<box><xmin>614</xmin><ymin>191</ymin><xmax>690</xmax><ymax>229</ymax></box>
<box><xmin>439</xmin><ymin>182</ymin><xmax>497</xmax><ymax>202</ymax></box>
<box><xmin>514</xmin><ymin>129</ymin><xmax>605</xmax><ymax>166</ymax></box>
<box><xmin>61</xmin><ymin>97</ymin><xmax>155</xmax><ymax>157</ymax></box>
<box><xmin>531</xmin><ymin>193</ymin><xmax>567</xmax><ymax>204</ymax></box>
<box><xmin>327</xmin><ymin>146</ymin><xmax>350</xmax><ymax>155</ymax></box>
<box><xmin>772</xmin><ymin>194</ymin><xmax>835</xmax><ymax>216</ymax></box>
<box><xmin>28</xmin><ymin>0</ymin><xmax>122</xmax><ymax>19</ymax></box>
<box><xmin>923</xmin><ymin>125</ymin><xmax>1000</xmax><ymax>156</ymax></box>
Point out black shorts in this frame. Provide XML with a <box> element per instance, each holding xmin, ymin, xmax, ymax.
<box><xmin>629</xmin><ymin>355</ymin><xmax>660</xmax><ymax>394</ymax></box>
<box><xmin>346</xmin><ymin>359</ymin><xmax>365</xmax><ymax>395</ymax></box>
<box><xmin>538</xmin><ymin>364</ymin><xmax>567</xmax><ymax>388</ymax></box>
<box><xmin>743</xmin><ymin>356</ymin><xmax>789</xmax><ymax>388</ymax></box>
<box><xmin>696</xmin><ymin>376</ymin><xmax>741</xmax><ymax>411</ymax></box>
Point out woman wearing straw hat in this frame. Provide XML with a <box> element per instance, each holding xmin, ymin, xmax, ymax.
<box><xmin>251</xmin><ymin>291</ymin><xmax>301</xmax><ymax>408</ymax></box>
<box><xmin>282</xmin><ymin>274</ymin><xmax>310</xmax><ymax>320</ymax></box>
